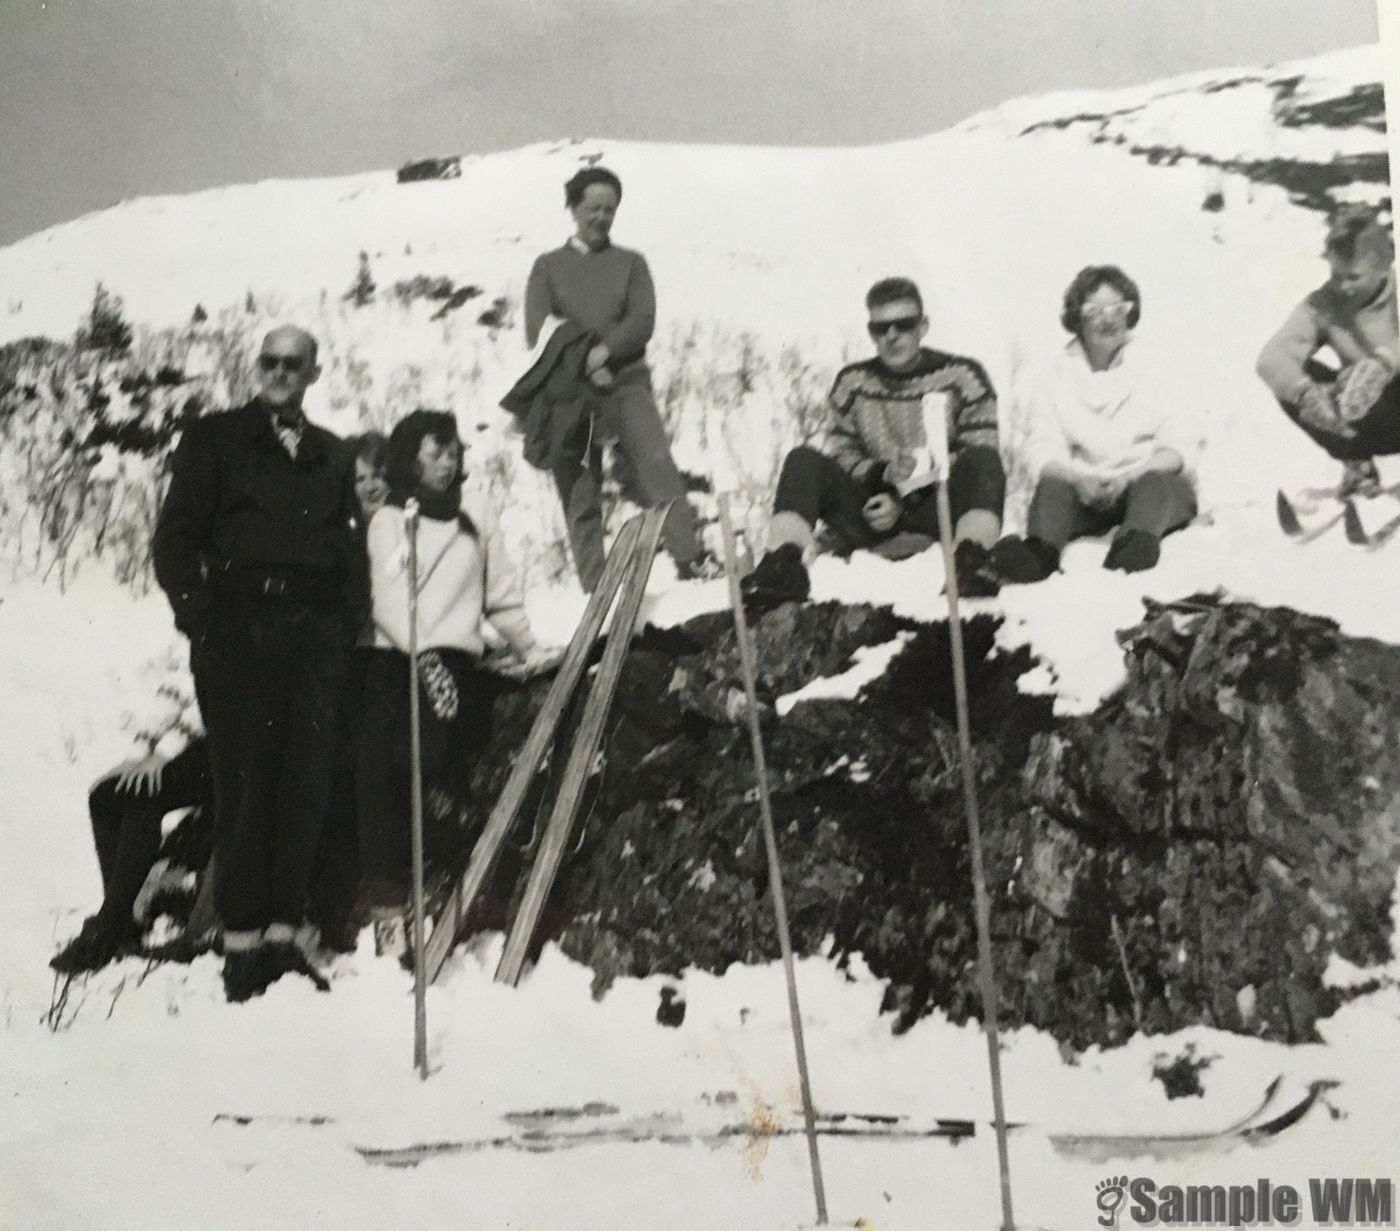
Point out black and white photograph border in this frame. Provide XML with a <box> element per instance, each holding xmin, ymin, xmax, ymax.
<box><xmin>1</xmin><ymin>3</ymin><xmax>1398</xmax><ymax>1228</ymax></box>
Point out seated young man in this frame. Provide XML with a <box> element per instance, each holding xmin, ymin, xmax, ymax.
<box><xmin>742</xmin><ymin>277</ymin><xmax>1005</xmax><ymax>607</ymax></box>
<box><xmin>1256</xmin><ymin>204</ymin><xmax>1398</xmax><ymax>498</ymax></box>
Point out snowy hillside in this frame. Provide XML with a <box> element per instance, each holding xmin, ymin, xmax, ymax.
<box><xmin>2</xmin><ymin>44</ymin><xmax>1398</xmax><ymax>1231</ymax></box>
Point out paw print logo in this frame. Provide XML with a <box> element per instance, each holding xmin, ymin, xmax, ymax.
<box><xmin>1096</xmin><ymin>1175</ymin><xmax>1130</xmax><ymax>1228</ymax></box>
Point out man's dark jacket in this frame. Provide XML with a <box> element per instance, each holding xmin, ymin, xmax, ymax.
<box><xmin>500</xmin><ymin>320</ymin><xmax>600</xmax><ymax>472</ymax></box>
<box><xmin>152</xmin><ymin>401</ymin><xmax>365</xmax><ymax>639</ymax></box>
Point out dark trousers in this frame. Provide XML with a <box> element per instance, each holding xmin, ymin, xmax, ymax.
<box><xmin>355</xmin><ymin>647</ymin><xmax>495</xmax><ymax>902</ymax></box>
<box><xmin>773</xmin><ymin>444</ymin><xmax>1006</xmax><ymax>553</ymax></box>
<box><xmin>307</xmin><ymin>648</ymin><xmax>370</xmax><ymax>940</ymax></box>
<box><xmin>1276</xmin><ymin>375</ymin><xmax>1400</xmax><ymax>462</ymax></box>
<box><xmin>88</xmin><ymin>739</ymin><xmax>211</xmax><ymax>931</ymax></box>
<box><xmin>552</xmin><ymin>371</ymin><xmax>700</xmax><ymax>590</ymax></box>
<box><xmin>1027</xmin><ymin>470</ymin><xmax>1197</xmax><ymax>549</ymax></box>
<box><xmin>193</xmin><ymin>601</ymin><xmax>349</xmax><ymax>933</ymax></box>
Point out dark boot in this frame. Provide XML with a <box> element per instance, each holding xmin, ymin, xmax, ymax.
<box><xmin>989</xmin><ymin>535</ymin><xmax>1060</xmax><ymax>585</ymax></box>
<box><xmin>740</xmin><ymin>543</ymin><xmax>810</xmax><ymax>610</ymax></box>
<box><xmin>264</xmin><ymin>940</ymin><xmax>332</xmax><ymax>992</ymax></box>
<box><xmin>49</xmin><ymin>913</ymin><xmax>142</xmax><ymax>974</ymax></box>
<box><xmin>952</xmin><ymin>539</ymin><xmax>1001</xmax><ymax>598</ymax></box>
<box><xmin>222</xmin><ymin>945</ymin><xmax>281</xmax><ymax>1003</ymax></box>
<box><xmin>1103</xmin><ymin>528</ymin><xmax>1161</xmax><ymax>573</ymax></box>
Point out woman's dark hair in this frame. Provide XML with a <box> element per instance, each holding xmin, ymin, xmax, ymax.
<box><xmin>381</xmin><ymin>410</ymin><xmax>476</xmax><ymax>536</ymax></box>
<box><xmin>1060</xmin><ymin>264</ymin><xmax>1142</xmax><ymax>333</ymax></box>
<box><xmin>564</xmin><ymin>166</ymin><xmax>623</xmax><ymax>209</ymax></box>
<box><xmin>349</xmin><ymin>430</ymin><xmax>388</xmax><ymax>474</ymax></box>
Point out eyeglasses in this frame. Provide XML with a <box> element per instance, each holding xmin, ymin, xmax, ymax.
<box><xmin>1080</xmin><ymin>300</ymin><xmax>1133</xmax><ymax>321</ymax></box>
<box><xmin>867</xmin><ymin>315</ymin><xmax>923</xmax><ymax>339</ymax></box>
<box><xmin>257</xmin><ymin>353</ymin><xmax>306</xmax><ymax>373</ymax></box>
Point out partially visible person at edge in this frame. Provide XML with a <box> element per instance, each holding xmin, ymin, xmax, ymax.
<box><xmin>356</xmin><ymin>410</ymin><xmax>551</xmax><ymax>948</ymax></box>
<box><xmin>1256</xmin><ymin>204</ymin><xmax>1399</xmax><ymax>500</ymax></box>
<box><xmin>49</xmin><ymin>740</ymin><xmax>211</xmax><ymax>973</ymax></box>
<box><xmin>523</xmin><ymin>165</ymin><xmax>706</xmax><ymax>590</ymax></box>
<box><xmin>741</xmin><ymin>276</ymin><xmax>1005</xmax><ymax>609</ymax></box>
<box><xmin>152</xmin><ymin>325</ymin><xmax>365</xmax><ymax>1002</ymax></box>
<box><xmin>306</xmin><ymin>429</ymin><xmax>391</xmax><ymax>954</ymax></box>
<box><xmin>989</xmin><ymin>265</ymin><xmax>1199</xmax><ymax>584</ymax></box>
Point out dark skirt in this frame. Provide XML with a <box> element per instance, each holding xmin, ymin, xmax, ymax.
<box><xmin>355</xmin><ymin>646</ymin><xmax>494</xmax><ymax>905</ymax></box>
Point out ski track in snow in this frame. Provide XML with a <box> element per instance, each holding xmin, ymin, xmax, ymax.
<box><xmin>3</xmin><ymin>42</ymin><xmax>1400</xmax><ymax>1231</ymax></box>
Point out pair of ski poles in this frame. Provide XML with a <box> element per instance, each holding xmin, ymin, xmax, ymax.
<box><xmin>714</xmin><ymin>396</ymin><xmax>1015</xmax><ymax>1229</ymax></box>
<box><xmin>400</xmin><ymin>430</ymin><xmax>1017</xmax><ymax>1227</ymax></box>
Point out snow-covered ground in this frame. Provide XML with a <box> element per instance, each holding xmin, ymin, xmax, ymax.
<box><xmin>3</xmin><ymin>38</ymin><xmax>1400</xmax><ymax>1231</ymax></box>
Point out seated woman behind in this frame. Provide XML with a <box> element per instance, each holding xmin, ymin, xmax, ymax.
<box><xmin>992</xmin><ymin>265</ymin><xmax>1199</xmax><ymax>583</ymax></box>
<box><xmin>356</xmin><ymin>410</ymin><xmax>545</xmax><ymax>922</ymax></box>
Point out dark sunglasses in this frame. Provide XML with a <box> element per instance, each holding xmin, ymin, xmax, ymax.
<box><xmin>257</xmin><ymin>353</ymin><xmax>307</xmax><ymax>374</ymax></box>
<box><xmin>867</xmin><ymin>315</ymin><xmax>922</xmax><ymax>339</ymax></box>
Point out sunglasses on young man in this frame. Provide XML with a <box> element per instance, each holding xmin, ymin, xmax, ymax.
<box><xmin>257</xmin><ymin>353</ymin><xmax>307</xmax><ymax>373</ymax></box>
<box><xmin>867</xmin><ymin>315</ymin><xmax>923</xmax><ymax>339</ymax></box>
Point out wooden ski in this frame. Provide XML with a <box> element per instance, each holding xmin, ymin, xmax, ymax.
<box><xmin>423</xmin><ymin>511</ymin><xmax>646</xmax><ymax>983</ymax></box>
<box><xmin>494</xmin><ymin>502</ymin><xmax>671</xmax><ymax>986</ymax></box>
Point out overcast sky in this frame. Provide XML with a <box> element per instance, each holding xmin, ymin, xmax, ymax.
<box><xmin>0</xmin><ymin>0</ymin><xmax>1381</xmax><ymax>246</ymax></box>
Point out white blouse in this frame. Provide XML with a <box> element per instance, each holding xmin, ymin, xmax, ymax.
<box><xmin>1019</xmin><ymin>336</ymin><xmax>1200</xmax><ymax>483</ymax></box>
<box><xmin>367</xmin><ymin>493</ymin><xmax>535</xmax><ymax>657</ymax></box>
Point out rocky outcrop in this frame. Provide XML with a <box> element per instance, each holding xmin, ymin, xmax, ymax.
<box><xmin>436</xmin><ymin>593</ymin><xmax>1400</xmax><ymax>1050</ymax></box>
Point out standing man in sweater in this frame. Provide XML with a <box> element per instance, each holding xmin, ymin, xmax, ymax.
<box><xmin>1256</xmin><ymin>205</ymin><xmax>1399</xmax><ymax>498</ymax></box>
<box><xmin>524</xmin><ymin>166</ymin><xmax>704</xmax><ymax>590</ymax></box>
<box><xmin>742</xmin><ymin>277</ymin><xmax>1006</xmax><ymax>608</ymax></box>
<box><xmin>153</xmin><ymin>325</ymin><xmax>364</xmax><ymax>1000</ymax></box>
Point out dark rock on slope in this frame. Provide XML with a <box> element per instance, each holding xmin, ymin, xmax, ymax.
<box><xmin>429</xmin><ymin>592</ymin><xmax>1400</xmax><ymax>1050</ymax></box>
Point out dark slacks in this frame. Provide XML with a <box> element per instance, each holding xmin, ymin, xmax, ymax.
<box><xmin>551</xmin><ymin>371</ymin><xmax>700</xmax><ymax>590</ymax></box>
<box><xmin>1027</xmin><ymin>470</ymin><xmax>1197</xmax><ymax>549</ymax></box>
<box><xmin>355</xmin><ymin>647</ymin><xmax>495</xmax><ymax>903</ymax></box>
<box><xmin>193</xmin><ymin>600</ymin><xmax>349</xmax><ymax>933</ymax></box>
<box><xmin>1276</xmin><ymin>375</ymin><xmax>1400</xmax><ymax>462</ymax></box>
<box><xmin>306</xmin><ymin>647</ymin><xmax>371</xmax><ymax>941</ymax></box>
<box><xmin>88</xmin><ymin>738</ymin><xmax>211</xmax><ymax>931</ymax></box>
<box><xmin>772</xmin><ymin>444</ymin><xmax>1006</xmax><ymax>553</ymax></box>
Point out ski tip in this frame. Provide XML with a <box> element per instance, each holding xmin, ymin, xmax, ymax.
<box><xmin>1276</xmin><ymin>490</ymin><xmax>1303</xmax><ymax>537</ymax></box>
<box><xmin>1342</xmin><ymin>499</ymin><xmax>1370</xmax><ymax>546</ymax></box>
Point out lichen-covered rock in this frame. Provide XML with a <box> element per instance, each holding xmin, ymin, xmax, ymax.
<box><xmin>423</xmin><ymin>594</ymin><xmax>1400</xmax><ymax>1050</ymax></box>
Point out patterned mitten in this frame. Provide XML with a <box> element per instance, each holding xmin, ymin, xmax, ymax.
<box><xmin>1338</xmin><ymin>355</ymin><xmax>1395</xmax><ymax>424</ymax></box>
<box><xmin>417</xmin><ymin>649</ymin><xmax>459</xmax><ymax>722</ymax></box>
<box><xmin>1295</xmin><ymin>381</ymin><xmax>1346</xmax><ymax>434</ymax></box>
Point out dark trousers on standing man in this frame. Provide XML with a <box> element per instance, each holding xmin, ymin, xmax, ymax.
<box><xmin>551</xmin><ymin>369</ymin><xmax>700</xmax><ymax>590</ymax></box>
<box><xmin>193</xmin><ymin>599</ymin><xmax>349</xmax><ymax>936</ymax></box>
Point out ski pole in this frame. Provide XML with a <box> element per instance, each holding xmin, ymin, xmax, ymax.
<box><xmin>926</xmin><ymin>398</ymin><xmax>1015</xmax><ymax>1231</ymax></box>
<box><xmin>718</xmin><ymin>494</ymin><xmax>828</xmax><ymax>1227</ymax></box>
<box><xmin>405</xmin><ymin>498</ymin><xmax>429</xmax><ymax>1080</ymax></box>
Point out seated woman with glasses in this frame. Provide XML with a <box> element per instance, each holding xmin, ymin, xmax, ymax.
<box><xmin>990</xmin><ymin>265</ymin><xmax>1199</xmax><ymax>583</ymax></box>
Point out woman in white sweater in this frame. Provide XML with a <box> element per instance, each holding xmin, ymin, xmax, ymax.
<box><xmin>356</xmin><ymin>410</ymin><xmax>542</xmax><ymax>915</ymax></box>
<box><xmin>992</xmin><ymin>265</ymin><xmax>1199</xmax><ymax>582</ymax></box>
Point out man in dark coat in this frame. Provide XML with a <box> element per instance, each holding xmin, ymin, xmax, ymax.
<box><xmin>153</xmin><ymin>325</ymin><xmax>364</xmax><ymax>1000</ymax></box>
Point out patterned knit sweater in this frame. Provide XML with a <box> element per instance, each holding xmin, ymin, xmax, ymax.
<box><xmin>823</xmin><ymin>348</ymin><xmax>1000</xmax><ymax>484</ymax></box>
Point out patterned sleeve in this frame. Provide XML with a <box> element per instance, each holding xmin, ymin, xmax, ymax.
<box><xmin>822</xmin><ymin>367</ymin><xmax>881</xmax><ymax>483</ymax></box>
<box><xmin>947</xmin><ymin>357</ymin><xmax>1000</xmax><ymax>454</ymax></box>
